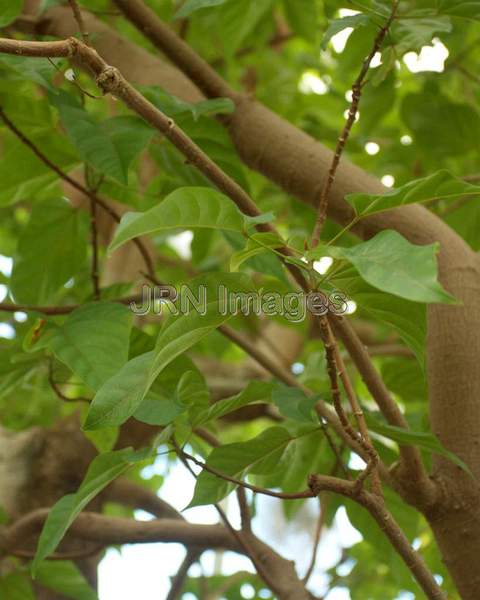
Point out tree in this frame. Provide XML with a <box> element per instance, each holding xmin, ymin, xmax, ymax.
<box><xmin>0</xmin><ymin>0</ymin><xmax>478</xmax><ymax>598</ymax></box>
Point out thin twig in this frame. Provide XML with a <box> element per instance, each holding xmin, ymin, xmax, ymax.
<box><xmin>178</xmin><ymin>447</ymin><xmax>314</xmax><ymax>501</ymax></box>
<box><xmin>303</xmin><ymin>497</ymin><xmax>328</xmax><ymax>585</ymax></box>
<box><xmin>310</xmin><ymin>0</ymin><xmax>399</xmax><ymax>247</ymax></box>
<box><xmin>166</xmin><ymin>548</ymin><xmax>202</xmax><ymax>600</ymax></box>
<box><xmin>0</xmin><ymin>296</ymin><xmax>144</xmax><ymax>316</ymax></box>
<box><xmin>68</xmin><ymin>0</ymin><xmax>90</xmax><ymax>45</ymax></box>
<box><xmin>48</xmin><ymin>360</ymin><xmax>90</xmax><ymax>404</ymax></box>
<box><xmin>85</xmin><ymin>168</ymin><xmax>101</xmax><ymax>300</ymax></box>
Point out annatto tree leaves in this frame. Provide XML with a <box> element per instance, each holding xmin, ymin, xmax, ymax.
<box><xmin>0</xmin><ymin>0</ymin><xmax>23</xmax><ymax>27</ymax></box>
<box><xmin>365</xmin><ymin>413</ymin><xmax>472</xmax><ymax>476</ymax></box>
<box><xmin>346</xmin><ymin>170</ymin><xmax>480</xmax><ymax>218</ymax></box>
<box><xmin>194</xmin><ymin>380</ymin><xmax>274</xmax><ymax>425</ymax></box>
<box><xmin>282</xmin><ymin>0</ymin><xmax>318</xmax><ymax>42</ymax></box>
<box><xmin>143</xmin><ymin>86</ymin><xmax>234</xmax><ymax>120</ymax></box>
<box><xmin>230</xmin><ymin>232</ymin><xmax>284</xmax><ymax>272</ymax></box>
<box><xmin>188</xmin><ymin>426</ymin><xmax>300</xmax><ymax>507</ymax></box>
<box><xmin>32</xmin><ymin>448</ymin><xmax>149</xmax><ymax>574</ymax></box>
<box><xmin>33</xmin><ymin>302</ymin><xmax>133</xmax><ymax>391</ymax></box>
<box><xmin>35</xmin><ymin>561</ymin><xmax>98</xmax><ymax>600</ymax></box>
<box><xmin>218</xmin><ymin>0</ymin><xmax>276</xmax><ymax>55</ymax></box>
<box><xmin>321</xmin><ymin>14</ymin><xmax>371</xmax><ymax>50</ymax></box>
<box><xmin>272</xmin><ymin>385</ymin><xmax>318</xmax><ymax>424</ymax></box>
<box><xmin>310</xmin><ymin>230</ymin><xmax>455</xmax><ymax>304</ymax></box>
<box><xmin>10</xmin><ymin>197</ymin><xmax>88</xmax><ymax>305</ymax></box>
<box><xmin>439</xmin><ymin>0</ymin><xmax>480</xmax><ymax>20</ymax></box>
<box><xmin>109</xmin><ymin>187</ymin><xmax>247</xmax><ymax>253</ymax></box>
<box><xmin>51</xmin><ymin>93</ymin><xmax>153</xmax><ymax>184</ymax></box>
<box><xmin>84</xmin><ymin>273</ymin><xmax>255</xmax><ymax>429</ymax></box>
<box><xmin>0</xmin><ymin>571</ymin><xmax>34</xmax><ymax>600</ymax></box>
<box><xmin>174</xmin><ymin>0</ymin><xmax>228</xmax><ymax>19</ymax></box>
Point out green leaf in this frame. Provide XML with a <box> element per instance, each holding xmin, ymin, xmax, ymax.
<box><xmin>439</xmin><ymin>0</ymin><xmax>480</xmax><ymax>20</ymax></box>
<box><xmin>149</xmin><ymin>273</ymin><xmax>254</xmax><ymax>383</ymax></box>
<box><xmin>331</xmin><ymin>271</ymin><xmax>427</xmax><ymax>365</ymax></box>
<box><xmin>321</xmin><ymin>14</ymin><xmax>370</xmax><ymax>50</ymax></box>
<box><xmin>35</xmin><ymin>561</ymin><xmax>98</xmax><ymax>600</ymax></box>
<box><xmin>0</xmin><ymin>572</ymin><xmax>34</xmax><ymax>600</ymax></box>
<box><xmin>272</xmin><ymin>385</ymin><xmax>318</xmax><ymax>423</ymax></box>
<box><xmin>143</xmin><ymin>86</ymin><xmax>234</xmax><ymax>120</ymax></box>
<box><xmin>196</xmin><ymin>380</ymin><xmax>274</xmax><ymax>425</ymax></box>
<box><xmin>282</xmin><ymin>0</ymin><xmax>318</xmax><ymax>42</ymax></box>
<box><xmin>10</xmin><ymin>198</ymin><xmax>88</xmax><ymax>304</ymax></box>
<box><xmin>365</xmin><ymin>413</ymin><xmax>473</xmax><ymax>477</ymax></box>
<box><xmin>312</xmin><ymin>230</ymin><xmax>455</xmax><ymax>304</ymax></box>
<box><xmin>0</xmin><ymin>0</ymin><xmax>23</xmax><ymax>26</ymax></box>
<box><xmin>0</xmin><ymin>131</ymin><xmax>78</xmax><ymax>206</ymax></box>
<box><xmin>175</xmin><ymin>0</ymin><xmax>228</xmax><ymax>19</ymax></box>
<box><xmin>84</xmin><ymin>351</ymin><xmax>153</xmax><ymax>430</ymax></box>
<box><xmin>177</xmin><ymin>370</ymin><xmax>210</xmax><ymax>425</ymax></box>
<box><xmin>219</xmin><ymin>0</ymin><xmax>276</xmax><ymax>55</ymax></box>
<box><xmin>395</xmin><ymin>15</ymin><xmax>452</xmax><ymax>52</ymax></box>
<box><xmin>32</xmin><ymin>448</ymin><xmax>148</xmax><ymax>573</ymax></box>
<box><xmin>347</xmin><ymin>170</ymin><xmax>480</xmax><ymax>218</ymax></box>
<box><xmin>109</xmin><ymin>187</ymin><xmax>246</xmax><ymax>253</ymax></box>
<box><xmin>401</xmin><ymin>91</ymin><xmax>480</xmax><ymax>157</ymax></box>
<box><xmin>189</xmin><ymin>426</ymin><xmax>296</xmax><ymax>506</ymax></box>
<box><xmin>230</xmin><ymin>233</ymin><xmax>283</xmax><ymax>271</ymax></box>
<box><xmin>35</xmin><ymin>303</ymin><xmax>133</xmax><ymax>391</ymax></box>
<box><xmin>85</xmin><ymin>273</ymin><xmax>254</xmax><ymax>430</ymax></box>
<box><xmin>52</xmin><ymin>95</ymin><xmax>152</xmax><ymax>184</ymax></box>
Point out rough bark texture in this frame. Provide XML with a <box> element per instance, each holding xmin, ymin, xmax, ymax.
<box><xmin>7</xmin><ymin>4</ymin><xmax>480</xmax><ymax>598</ymax></box>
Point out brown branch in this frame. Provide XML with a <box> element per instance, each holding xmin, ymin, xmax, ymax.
<box><xmin>0</xmin><ymin>105</ymin><xmax>155</xmax><ymax>278</ymax></box>
<box><xmin>319</xmin><ymin>319</ymin><xmax>379</xmax><ymax>493</ymax></box>
<box><xmin>331</xmin><ymin>316</ymin><xmax>438</xmax><ymax>507</ymax></box>
<box><xmin>1</xmin><ymin>510</ymin><xmax>242</xmax><ymax>555</ymax></box>
<box><xmin>0</xmin><ymin>295</ymin><xmax>143</xmax><ymax>316</ymax></box>
<box><xmin>307</xmin><ymin>475</ymin><xmax>446</xmax><ymax>600</ymax></box>
<box><xmin>310</xmin><ymin>0</ymin><xmax>399</xmax><ymax>247</ymax></box>
<box><xmin>67</xmin><ymin>0</ymin><xmax>90</xmax><ymax>45</ymax></box>
<box><xmin>166</xmin><ymin>548</ymin><xmax>202</xmax><ymax>600</ymax></box>
<box><xmin>303</xmin><ymin>497</ymin><xmax>327</xmax><ymax>585</ymax></box>
<box><xmin>104</xmin><ymin>479</ymin><xmax>184</xmax><ymax>521</ymax></box>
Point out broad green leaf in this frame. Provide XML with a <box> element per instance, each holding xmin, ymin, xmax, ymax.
<box><xmin>83</xmin><ymin>425</ymin><xmax>119</xmax><ymax>454</ymax></box>
<box><xmin>175</xmin><ymin>0</ymin><xmax>228</xmax><ymax>18</ymax></box>
<box><xmin>35</xmin><ymin>561</ymin><xmax>98</xmax><ymax>600</ymax></box>
<box><xmin>143</xmin><ymin>86</ymin><xmax>234</xmax><ymax>121</ymax></box>
<box><xmin>10</xmin><ymin>198</ymin><xmax>88</xmax><ymax>304</ymax></box>
<box><xmin>32</xmin><ymin>448</ymin><xmax>148</xmax><ymax>573</ymax></box>
<box><xmin>311</xmin><ymin>231</ymin><xmax>455</xmax><ymax>304</ymax></box>
<box><xmin>0</xmin><ymin>131</ymin><xmax>78</xmax><ymax>206</ymax></box>
<box><xmin>0</xmin><ymin>572</ymin><xmax>34</xmax><ymax>600</ymax></box>
<box><xmin>230</xmin><ymin>232</ymin><xmax>283</xmax><ymax>272</ymax></box>
<box><xmin>52</xmin><ymin>95</ymin><xmax>152</xmax><ymax>184</ymax></box>
<box><xmin>85</xmin><ymin>273</ymin><xmax>254</xmax><ymax>429</ymax></box>
<box><xmin>189</xmin><ymin>426</ymin><xmax>297</xmax><ymax>506</ymax></box>
<box><xmin>196</xmin><ymin>380</ymin><xmax>274</xmax><ymax>425</ymax></box>
<box><xmin>0</xmin><ymin>0</ymin><xmax>23</xmax><ymax>26</ymax></box>
<box><xmin>321</xmin><ymin>14</ymin><xmax>370</xmax><ymax>50</ymax></box>
<box><xmin>177</xmin><ymin>370</ymin><xmax>210</xmax><ymax>425</ymax></box>
<box><xmin>84</xmin><ymin>351</ymin><xmax>153</xmax><ymax>430</ymax></box>
<box><xmin>35</xmin><ymin>303</ymin><xmax>132</xmax><ymax>391</ymax></box>
<box><xmin>401</xmin><ymin>90</ymin><xmax>480</xmax><ymax>156</ymax></box>
<box><xmin>109</xmin><ymin>187</ymin><xmax>246</xmax><ymax>253</ymax></box>
<box><xmin>395</xmin><ymin>15</ymin><xmax>452</xmax><ymax>52</ymax></box>
<box><xmin>272</xmin><ymin>385</ymin><xmax>318</xmax><ymax>423</ymax></box>
<box><xmin>365</xmin><ymin>413</ymin><xmax>473</xmax><ymax>477</ymax></box>
<box><xmin>439</xmin><ymin>0</ymin><xmax>480</xmax><ymax>20</ymax></box>
<box><xmin>219</xmin><ymin>0</ymin><xmax>276</xmax><ymax>55</ymax></box>
<box><xmin>347</xmin><ymin>170</ymin><xmax>480</xmax><ymax>218</ymax></box>
<box><xmin>149</xmin><ymin>273</ymin><xmax>254</xmax><ymax>383</ymax></box>
<box><xmin>282</xmin><ymin>0</ymin><xmax>318</xmax><ymax>42</ymax></box>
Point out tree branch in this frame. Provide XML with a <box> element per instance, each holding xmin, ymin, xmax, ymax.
<box><xmin>307</xmin><ymin>475</ymin><xmax>446</xmax><ymax>600</ymax></box>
